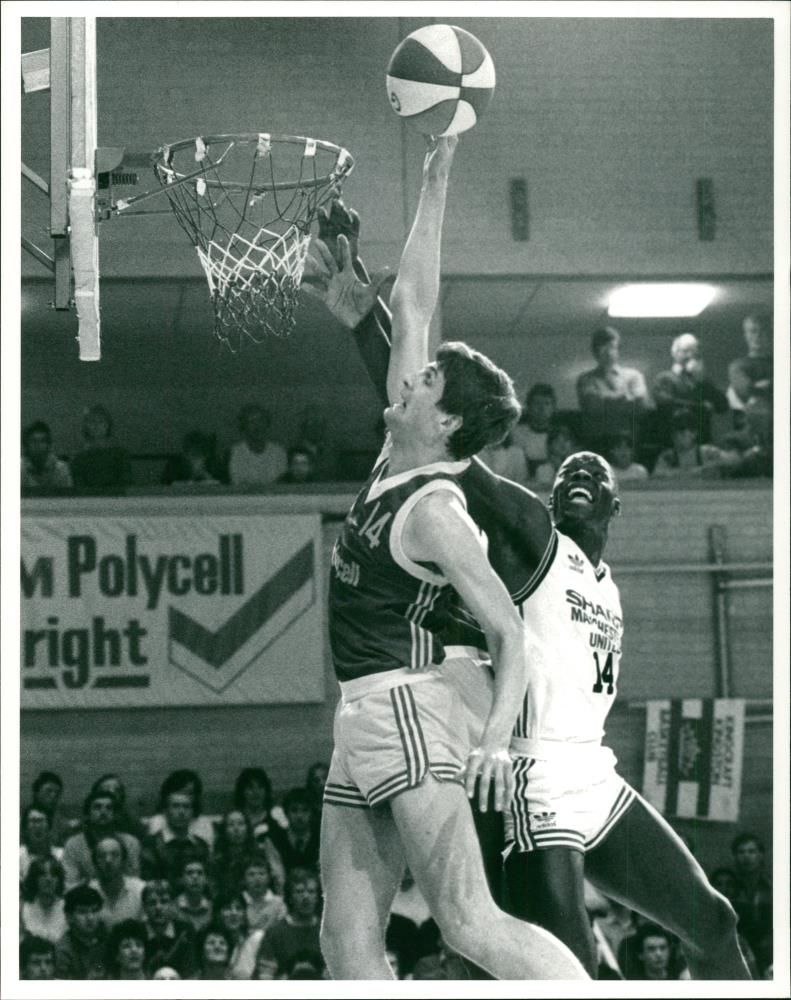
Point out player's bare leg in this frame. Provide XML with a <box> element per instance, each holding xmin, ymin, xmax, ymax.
<box><xmin>319</xmin><ymin>801</ymin><xmax>405</xmax><ymax>979</ymax></box>
<box><xmin>505</xmin><ymin>846</ymin><xmax>598</xmax><ymax>977</ymax></box>
<box><xmin>390</xmin><ymin>776</ymin><xmax>588</xmax><ymax>980</ymax></box>
<box><xmin>585</xmin><ymin>796</ymin><xmax>751</xmax><ymax>979</ymax></box>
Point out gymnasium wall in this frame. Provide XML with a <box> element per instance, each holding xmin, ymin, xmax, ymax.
<box><xmin>20</xmin><ymin>482</ymin><xmax>774</xmax><ymax>872</ymax></box>
<box><xmin>20</xmin><ymin>16</ymin><xmax>774</xmax><ymax>454</ymax></box>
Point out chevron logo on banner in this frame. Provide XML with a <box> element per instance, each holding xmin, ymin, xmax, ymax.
<box><xmin>168</xmin><ymin>542</ymin><xmax>315</xmax><ymax>693</ymax></box>
<box><xmin>642</xmin><ymin>698</ymin><xmax>745</xmax><ymax>823</ymax></box>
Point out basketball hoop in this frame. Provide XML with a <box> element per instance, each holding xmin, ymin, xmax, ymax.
<box><xmin>150</xmin><ymin>133</ymin><xmax>354</xmax><ymax>349</ymax></box>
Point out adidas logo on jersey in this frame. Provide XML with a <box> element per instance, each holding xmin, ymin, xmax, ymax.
<box><xmin>568</xmin><ymin>553</ymin><xmax>585</xmax><ymax>573</ymax></box>
<box><xmin>530</xmin><ymin>811</ymin><xmax>557</xmax><ymax>830</ymax></box>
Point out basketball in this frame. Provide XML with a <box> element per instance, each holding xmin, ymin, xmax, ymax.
<box><xmin>386</xmin><ymin>24</ymin><xmax>496</xmax><ymax>136</ymax></box>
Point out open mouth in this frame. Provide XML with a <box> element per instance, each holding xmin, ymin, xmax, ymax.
<box><xmin>566</xmin><ymin>484</ymin><xmax>595</xmax><ymax>505</ymax></box>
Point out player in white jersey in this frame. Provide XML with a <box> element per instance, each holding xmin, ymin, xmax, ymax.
<box><xmin>307</xmin><ymin>199</ymin><xmax>751</xmax><ymax>980</ymax></box>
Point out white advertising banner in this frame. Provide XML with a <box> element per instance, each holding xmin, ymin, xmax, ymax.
<box><xmin>21</xmin><ymin>515</ymin><xmax>324</xmax><ymax>708</ymax></box>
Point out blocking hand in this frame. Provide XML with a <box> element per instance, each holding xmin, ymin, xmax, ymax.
<box><xmin>303</xmin><ymin>234</ymin><xmax>389</xmax><ymax>330</ymax></box>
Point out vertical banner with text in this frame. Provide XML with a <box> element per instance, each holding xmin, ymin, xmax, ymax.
<box><xmin>643</xmin><ymin>698</ymin><xmax>745</xmax><ymax>822</ymax></box>
<box><xmin>21</xmin><ymin>515</ymin><xmax>324</xmax><ymax>708</ymax></box>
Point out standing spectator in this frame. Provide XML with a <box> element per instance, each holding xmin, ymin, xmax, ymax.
<box><xmin>214</xmin><ymin>890</ymin><xmax>265</xmax><ymax>980</ymax></box>
<box><xmin>147</xmin><ymin>769</ymin><xmax>215</xmax><ymax>850</ymax></box>
<box><xmin>293</xmin><ymin>407</ymin><xmax>339</xmax><ymax>481</ymax></box>
<box><xmin>652</xmin><ymin>411</ymin><xmax>727</xmax><ymax>478</ymax></box>
<box><xmin>29</xmin><ymin>770</ymin><xmax>75</xmax><ymax>847</ymax></box>
<box><xmin>21</xmin><ymin>421</ymin><xmax>72</xmax><ymax>490</ymax></box>
<box><xmin>90</xmin><ymin>773</ymin><xmax>148</xmax><ymax>841</ymax></box>
<box><xmin>162</xmin><ymin>430</ymin><xmax>224</xmax><ymax>485</ymax></box>
<box><xmin>304</xmin><ymin>762</ymin><xmax>329</xmax><ymax>825</ymax></box>
<box><xmin>477</xmin><ymin>432</ymin><xmax>528</xmax><ymax>484</ymax></box>
<box><xmin>576</xmin><ymin>326</ymin><xmax>650</xmax><ymax>447</ymax></box>
<box><xmin>605</xmin><ymin>432</ymin><xmax>649</xmax><ymax>482</ymax></box>
<box><xmin>254</xmin><ymin>867</ymin><xmax>321</xmax><ymax>979</ymax></box>
<box><xmin>728</xmin><ymin>314</ymin><xmax>772</xmax><ymax>411</ymax></box>
<box><xmin>241</xmin><ymin>853</ymin><xmax>287</xmax><ymax>933</ymax></box>
<box><xmin>20</xmin><ymin>936</ymin><xmax>56</xmax><ymax>981</ymax></box>
<box><xmin>54</xmin><ymin>884</ymin><xmax>108</xmax><ymax>980</ymax></box>
<box><xmin>233</xmin><ymin>767</ymin><xmax>286</xmax><ymax>889</ymax></box>
<box><xmin>105</xmin><ymin>918</ymin><xmax>148</xmax><ymax>980</ymax></box>
<box><xmin>228</xmin><ymin>405</ymin><xmax>287</xmax><ymax>486</ymax></box>
<box><xmin>532</xmin><ymin>420</ymin><xmax>581</xmax><ymax>488</ymax></box>
<box><xmin>141</xmin><ymin>879</ymin><xmax>198</xmax><ymax>979</ymax></box>
<box><xmin>62</xmin><ymin>789</ymin><xmax>141</xmax><ymax>890</ymax></box>
<box><xmin>193</xmin><ymin>924</ymin><xmax>234</xmax><ymax>980</ymax></box>
<box><xmin>211</xmin><ymin>809</ymin><xmax>256</xmax><ymax>895</ymax></box>
<box><xmin>730</xmin><ymin>832</ymin><xmax>773</xmax><ymax>975</ymax></box>
<box><xmin>20</xmin><ymin>804</ymin><xmax>63</xmax><ymax>881</ymax></box>
<box><xmin>140</xmin><ymin>789</ymin><xmax>210</xmax><ymax>888</ymax></box>
<box><xmin>21</xmin><ymin>857</ymin><xmax>68</xmax><ymax>944</ymax></box>
<box><xmin>652</xmin><ymin>333</ymin><xmax>728</xmax><ymax>446</ymax></box>
<box><xmin>175</xmin><ymin>857</ymin><xmax>213</xmax><ymax>933</ymax></box>
<box><xmin>719</xmin><ymin>395</ymin><xmax>773</xmax><ymax>479</ymax></box>
<box><xmin>268</xmin><ymin>789</ymin><xmax>320</xmax><ymax>872</ymax></box>
<box><xmin>278</xmin><ymin>446</ymin><xmax>317</xmax><ymax>484</ymax></box>
<box><xmin>510</xmin><ymin>383</ymin><xmax>557</xmax><ymax>476</ymax></box>
<box><xmin>70</xmin><ymin>404</ymin><xmax>132</xmax><ymax>493</ymax></box>
<box><xmin>89</xmin><ymin>834</ymin><xmax>146</xmax><ymax>927</ymax></box>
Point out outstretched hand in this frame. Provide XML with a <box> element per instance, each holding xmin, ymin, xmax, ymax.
<box><xmin>422</xmin><ymin>134</ymin><xmax>459</xmax><ymax>185</ymax></box>
<box><xmin>303</xmin><ymin>234</ymin><xmax>389</xmax><ymax>330</ymax></box>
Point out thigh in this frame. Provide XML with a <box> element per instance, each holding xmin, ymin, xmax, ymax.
<box><xmin>320</xmin><ymin>801</ymin><xmax>405</xmax><ymax>929</ymax></box>
<box><xmin>585</xmin><ymin>792</ymin><xmax>720</xmax><ymax>939</ymax></box>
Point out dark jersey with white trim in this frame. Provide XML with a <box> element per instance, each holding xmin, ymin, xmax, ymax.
<box><xmin>328</xmin><ymin>437</ymin><xmax>474</xmax><ymax>683</ymax></box>
<box><xmin>441</xmin><ymin>458</ymin><xmax>554</xmax><ymax>651</ymax></box>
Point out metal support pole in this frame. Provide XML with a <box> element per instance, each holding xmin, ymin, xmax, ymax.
<box><xmin>49</xmin><ymin>18</ymin><xmax>71</xmax><ymax>308</ymax></box>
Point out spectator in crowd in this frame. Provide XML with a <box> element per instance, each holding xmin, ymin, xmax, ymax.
<box><xmin>175</xmin><ymin>857</ymin><xmax>213</xmax><ymax>933</ymax></box>
<box><xmin>652</xmin><ymin>333</ymin><xmax>728</xmax><ymax>446</ymax></box>
<box><xmin>728</xmin><ymin>314</ymin><xmax>772</xmax><ymax>413</ymax></box>
<box><xmin>193</xmin><ymin>924</ymin><xmax>234</xmax><ymax>980</ymax></box>
<box><xmin>241</xmin><ymin>852</ymin><xmax>287</xmax><ymax>934</ymax></box>
<box><xmin>477</xmin><ymin>431</ymin><xmax>528</xmax><ymax>484</ymax></box>
<box><xmin>719</xmin><ymin>395</ymin><xmax>773</xmax><ymax>479</ymax></box>
<box><xmin>105</xmin><ymin>918</ymin><xmax>148</xmax><ymax>980</ymax></box>
<box><xmin>254</xmin><ymin>867</ymin><xmax>321</xmax><ymax>979</ymax></box>
<box><xmin>21</xmin><ymin>856</ymin><xmax>68</xmax><ymax>944</ymax></box>
<box><xmin>62</xmin><ymin>789</ymin><xmax>141</xmax><ymax>890</ymax></box>
<box><xmin>213</xmin><ymin>890</ymin><xmax>265</xmax><ymax>980</ymax></box>
<box><xmin>709</xmin><ymin>867</ymin><xmax>760</xmax><ymax>978</ymax></box>
<box><xmin>730</xmin><ymin>832</ymin><xmax>773</xmax><ymax>975</ymax></box>
<box><xmin>89</xmin><ymin>834</ymin><xmax>146</xmax><ymax>928</ymax></box>
<box><xmin>605</xmin><ymin>432</ymin><xmax>648</xmax><ymax>482</ymax></box>
<box><xmin>228</xmin><ymin>404</ymin><xmax>287</xmax><ymax>486</ymax></box>
<box><xmin>585</xmin><ymin>887</ymin><xmax>637</xmax><ymax>978</ymax></box>
<box><xmin>304</xmin><ymin>762</ymin><xmax>329</xmax><ymax>825</ymax></box>
<box><xmin>278</xmin><ymin>445</ymin><xmax>317</xmax><ymax>484</ymax></box>
<box><xmin>268</xmin><ymin>788</ymin><xmax>320</xmax><ymax>871</ymax></box>
<box><xmin>147</xmin><ymin>769</ymin><xmax>216</xmax><ymax>850</ymax></box>
<box><xmin>293</xmin><ymin>406</ymin><xmax>339</xmax><ymax>481</ymax></box>
<box><xmin>211</xmin><ymin>809</ymin><xmax>257</xmax><ymax>895</ymax></box>
<box><xmin>141</xmin><ymin>879</ymin><xmax>198</xmax><ymax>979</ymax></box>
<box><xmin>140</xmin><ymin>788</ymin><xmax>210</xmax><ymax>888</ymax></box>
<box><xmin>652</xmin><ymin>410</ymin><xmax>728</xmax><ymax>478</ymax></box>
<box><xmin>532</xmin><ymin>420</ymin><xmax>581</xmax><ymax>488</ymax></box>
<box><xmin>20</xmin><ymin>935</ymin><xmax>57</xmax><ymax>981</ymax></box>
<box><xmin>576</xmin><ymin>326</ymin><xmax>650</xmax><ymax>446</ymax></box>
<box><xmin>21</xmin><ymin>420</ymin><xmax>73</xmax><ymax>490</ymax></box>
<box><xmin>70</xmin><ymin>404</ymin><xmax>132</xmax><ymax>493</ymax></box>
<box><xmin>510</xmin><ymin>383</ymin><xmax>557</xmax><ymax>476</ymax></box>
<box><xmin>234</xmin><ymin>767</ymin><xmax>286</xmax><ymax>889</ymax></box>
<box><xmin>624</xmin><ymin>924</ymin><xmax>689</xmax><ymax>981</ymax></box>
<box><xmin>90</xmin><ymin>773</ymin><xmax>148</xmax><ymax>842</ymax></box>
<box><xmin>20</xmin><ymin>804</ymin><xmax>63</xmax><ymax>881</ymax></box>
<box><xmin>55</xmin><ymin>884</ymin><xmax>108</xmax><ymax>980</ymax></box>
<box><xmin>29</xmin><ymin>770</ymin><xmax>75</xmax><ymax>847</ymax></box>
<box><xmin>162</xmin><ymin>430</ymin><xmax>224</xmax><ymax>486</ymax></box>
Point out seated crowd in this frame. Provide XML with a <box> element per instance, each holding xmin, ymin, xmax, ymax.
<box><xmin>21</xmin><ymin>315</ymin><xmax>773</xmax><ymax>495</ymax></box>
<box><xmin>20</xmin><ymin>768</ymin><xmax>774</xmax><ymax>980</ymax></box>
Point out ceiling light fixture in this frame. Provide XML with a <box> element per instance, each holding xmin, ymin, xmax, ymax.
<box><xmin>607</xmin><ymin>284</ymin><xmax>716</xmax><ymax>318</ymax></box>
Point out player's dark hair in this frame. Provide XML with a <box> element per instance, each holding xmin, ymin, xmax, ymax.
<box><xmin>436</xmin><ymin>342</ymin><xmax>521</xmax><ymax>459</ymax></box>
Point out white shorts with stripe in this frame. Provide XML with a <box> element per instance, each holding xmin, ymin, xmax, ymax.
<box><xmin>324</xmin><ymin>669</ymin><xmax>467</xmax><ymax>809</ymax></box>
<box><xmin>504</xmin><ymin>745</ymin><xmax>636</xmax><ymax>856</ymax></box>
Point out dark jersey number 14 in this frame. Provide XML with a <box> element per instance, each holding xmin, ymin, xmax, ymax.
<box><xmin>592</xmin><ymin>651</ymin><xmax>615</xmax><ymax>695</ymax></box>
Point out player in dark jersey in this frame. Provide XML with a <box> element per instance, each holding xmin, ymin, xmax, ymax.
<box><xmin>314</xmin><ymin>137</ymin><xmax>586</xmax><ymax>981</ymax></box>
<box><xmin>307</xmin><ymin>190</ymin><xmax>751</xmax><ymax>980</ymax></box>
